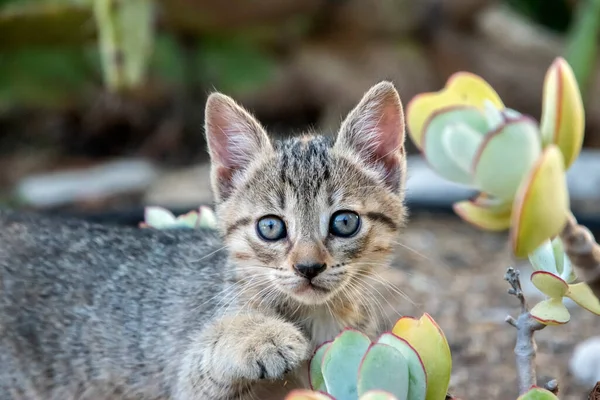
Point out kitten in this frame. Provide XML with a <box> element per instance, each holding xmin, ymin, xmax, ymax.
<box><xmin>0</xmin><ymin>81</ymin><xmax>407</xmax><ymax>400</ymax></box>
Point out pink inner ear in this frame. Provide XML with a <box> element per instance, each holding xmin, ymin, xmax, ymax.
<box><xmin>204</xmin><ymin>92</ymin><xmax>271</xmax><ymax>200</ymax></box>
<box><xmin>370</xmin><ymin>102</ymin><xmax>404</xmax><ymax>163</ymax></box>
<box><xmin>373</xmin><ymin>105</ymin><xmax>404</xmax><ymax>192</ymax></box>
<box><xmin>337</xmin><ymin>82</ymin><xmax>405</xmax><ymax>191</ymax></box>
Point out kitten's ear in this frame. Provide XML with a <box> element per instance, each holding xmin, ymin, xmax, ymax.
<box><xmin>205</xmin><ymin>92</ymin><xmax>272</xmax><ymax>202</ymax></box>
<box><xmin>334</xmin><ymin>81</ymin><xmax>406</xmax><ymax>192</ymax></box>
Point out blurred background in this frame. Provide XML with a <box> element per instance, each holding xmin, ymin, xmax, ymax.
<box><xmin>2</xmin><ymin>0</ymin><xmax>600</xmax><ymax>398</ymax></box>
<box><xmin>2</xmin><ymin>0</ymin><xmax>600</xmax><ymax>221</ymax></box>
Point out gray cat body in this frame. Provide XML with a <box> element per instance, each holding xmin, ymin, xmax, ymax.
<box><xmin>0</xmin><ymin>210</ymin><xmax>228</xmax><ymax>399</ymax></box>
<box><xmin>0</xmin><ymin>81</ymin><xmax>408</xmax><ymax>400</ymax></box>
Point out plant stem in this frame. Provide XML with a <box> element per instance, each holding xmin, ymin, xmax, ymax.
<box><xmin>504</xmin><ymin>268</ymin><xmax>546</xmax><ymax>395</ymax></box>
<box><xmin>560</xmin><ymin>212</ymin><xmax>600</xmax><ymax>299</ymax></box>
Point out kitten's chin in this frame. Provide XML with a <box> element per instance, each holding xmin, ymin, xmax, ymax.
<box><xmin>284</xmin><ymin>280</ymin><xmax>335</xmax><ymax>305</ymax></box>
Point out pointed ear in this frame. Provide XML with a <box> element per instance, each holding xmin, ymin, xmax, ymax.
<box><xmin>205</xmin><ymin>92</ymin><xmax>272</xmax><ymax>202</ymax></box>
<box><xmin>334</xmin><ymin>81</ymin><xmax>406</xmax><ymax>192</ymax></box>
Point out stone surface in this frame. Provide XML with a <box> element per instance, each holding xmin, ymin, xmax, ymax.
<box><xmin>15</xmin><ymin>158</ymin><xmax>159</xmax><ymax>208</ymax></box>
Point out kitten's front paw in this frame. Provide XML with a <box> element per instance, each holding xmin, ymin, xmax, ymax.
<box><xmin>238</xmin><ymin>318</ymin><xmax>309</xmax><ymax>380</ymax></box>
<box><xmin>209</xmin><ymin>315</ymin><xmax>310</xmax><ymax>383</ymax></box>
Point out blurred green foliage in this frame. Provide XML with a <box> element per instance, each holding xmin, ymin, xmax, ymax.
<box><xmin>0</xmin><ymin>47</ymin><xmax>97</xmax><ymax>111</ymax></box>
<box><xmin>0</xmin><ymin>0</ymin><xmax>279</xmax><ymax>112</ymax></box>
<box><xmin>564</xmin><ymin>0</ymin><xmax>600</xmax><ymax>99</ymax></box>
<box><xmin>0</xmin><ymin>0</ymin><xmax>597</xmax><ymax>114</ymax></box>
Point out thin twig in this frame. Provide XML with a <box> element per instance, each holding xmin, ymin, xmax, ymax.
<box><xmin>560</xmin><ymin>212</ymin><xmax>600</xmax><ymax>299</ymax></box>
<box><xmin>504</xmin><ymin>267</ymin><xmax>547</xmax><ymax>395</ymax></box>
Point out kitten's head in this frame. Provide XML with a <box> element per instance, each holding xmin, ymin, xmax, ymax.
<box><xmin>205</xmin><ymin>81</ymin><xmax>407</xmax><ymax>306</ymax></box>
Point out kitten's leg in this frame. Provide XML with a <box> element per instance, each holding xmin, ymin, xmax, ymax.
<box><xmin>174</xmin><ymin>313</ymin><xmax>310</xmax><ymax>400</ymax></box>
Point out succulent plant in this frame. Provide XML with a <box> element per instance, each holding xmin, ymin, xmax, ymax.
<box><xmin>527</xmin><ymin>237</ymin><xmax>600</xmax><ymax>325</ymax></box>
<box><xmin>139</xmin><ymin>205</ymin><xmax>217</xmax><ymax>230</ymax></box>
<box><xmin>287</xmin><ymin>313</ymin><xmax>451</xmax><ymax>400</ymax></box>
<box><xmin>405</xmin><ymin>57</ymin><xmax>584</xmax><ymax>258</ymax></box>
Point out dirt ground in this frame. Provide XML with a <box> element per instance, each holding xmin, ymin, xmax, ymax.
<box><xmin>386</xmin><ymin>212</ymin><xmax>599</xmax><ymax>400</ymax></box>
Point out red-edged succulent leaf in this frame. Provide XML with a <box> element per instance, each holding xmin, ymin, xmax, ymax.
<box><xmin>421</xmin><ymin>106</ymin><xmax>488</xmax><ymax>185</ymax></box>
<box><xmin>530</xmin><ymin>271</ymin><xmax>569</xmax><ymax>298</ymax></box>
<box><xmin>471</xmin><ymin>116</ymin><xmax>542</xmax><ymax>201</ymax></box>
<box><xmin>540</xmin><ymin>57</ymin><xmax>585</xmax><ymax>169</ymax></box>
<box><xmin>510</xmin><ymin>145</ymin><xmax>569</xmax><ymax>258</ymax></box>
<box><xmin>530</xmin><ymin>298</ymin><xmax>570</xmax><ymax>325</ymax></box>
<box><xmin>321</xmin><ymin>329</ymin><xmax>372</xmax><ymax>399</ymax></box>
<box><xmin>376</xmin><ymin>332</ymin><xmax>427</xmax><ymax>400</ymax></box>
<box><xmin>309</xmin><ymin>340</ymin><xmax>332</xmax><ymax>392</ymax></box>
<box><xmin>406</xmin><ymin>71</ymin><xmax>504</xmax><ymax>150</ymax></box>
<box><xmin>452</xmin><ymin>198</ymin><xmax>512</xmax><ymax>231</ymax></box>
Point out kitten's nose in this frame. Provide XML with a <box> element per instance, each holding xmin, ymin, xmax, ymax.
<box><xmin>293</xmin><ymin>263</ymin><xmax>327</xmax><ymax>280</ymax></box>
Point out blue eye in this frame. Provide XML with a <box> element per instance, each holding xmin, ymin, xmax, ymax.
<box><xmin>329</xmin><ymin>211</ymin><xmax>361</xmax><ymax>238</ymax></box>
<box><xmin>256</xmin><ymin>215</ymin><xmax>287</xmax><ymax>241</ymax></box>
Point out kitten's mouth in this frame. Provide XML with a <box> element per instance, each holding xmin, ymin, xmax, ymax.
<box><xmin>295</xmin><ymin>280</ymin><xmax>330</xmax><ymax>294</ymax></box>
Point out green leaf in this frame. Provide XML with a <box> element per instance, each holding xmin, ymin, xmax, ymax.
<box><xmin>376</xmin><ymin>333</ymin><xmax>426</xmax><ymax>400</ymax></box>
<box><xmin>423</xmin><ymin>106</ymin><xmax>489</xmax><ymax>185</ymax></box>
<box><xmin>473</xmin><ymin>117</ymin><xmax>542</xmax><ymax>200</ymax></box>
<box><xmin>309</xmin><ymin>341</ymin><xmax>331</xmax><ymax>392</ymax></box>
<box><xmin>357</xmin><ymin>343</ymin><xmax>409</xmax><ymax>400</ymax></box>
<box><xmin>321</xmin><ymin>329</ymin><xmax>372</xmax><ymax>400</ymax></box>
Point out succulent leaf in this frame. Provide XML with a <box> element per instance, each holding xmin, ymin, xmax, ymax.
<box><xmin>141</xmin><ymin>206</ymin><xmax>177</xmax><ymax>228</ymax></box>
<box><xmin>321</xmin><ymin>329</ymin><xmax>372</xmax><ymax>400</ymax></box>
<box><xmin>517</xmin><ymin>387</ymin><xmax>560</xmax><ymax>400</ymax></box>
<box><xmin>472</xmin><ymin>117</ymin><xmax>542</xmax><ymax>200</ymax></box>
<box><xmin>528</xmin><ymin>240</ymin><xmax>559</xmax><ymax>274</ymax></box>
<box><xmin>441</xmin><ymin>123</ymin><xmax>484</xmax><ymax>175</ymax></box>
<box><xmin>530</xmin><ymin>271</ymin><xmax>569</xmax><ymax>298</ymax></box>
<box><xmin>530</xmin><ymin>297</ymin><xmax>570</xmax><ymax>325</ymax></box>
<box><xmin>540</xmin><ymin>57</ymin><xmax>585</xmax><ymax>169</ymax></box>
<box><xmin>565</xmin><ymin>282</ymin><xmax>600</xmax><ymax>315</ymax></box>
<box><xmin>392</xmin><ymin>314</ymin><xmax>451</xmax><ymax>400</ymax></box>
<box><xmin>309</xmin><ymin>341</ymin><xmax>332</xmax><ymax>392</ymax></box>
<box><xmin>452</xmin><ymin>198</ymin><xmax>512</xmax><ymax>231</ymax></box>
<box><xmin>406</xmin><ymin>72</ymin><xmax>504</xmax><ymax>149</ymax></box>
<box><xmin>197</xmin><ymin>205</ymin><xmax>218</xmax><ymax>229</ymax></box>
<box><xmin>377</xmin><ymin>333</ymin><xmax>427</xmax><ymax>400</ymax></box>
<box><xmin>510</xmin><ymin>145</ymin><xmax>570</xmax><ymax>258</ymax></box>
<box><xmin>423</xmin><ymin>106</ymin><xmax>488</xmax><ymax>185</ymax></box>
<box><xmin>356</xmin><ymin>344</ymin><xmax>409</xmax><ymax>400</ymax></box>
